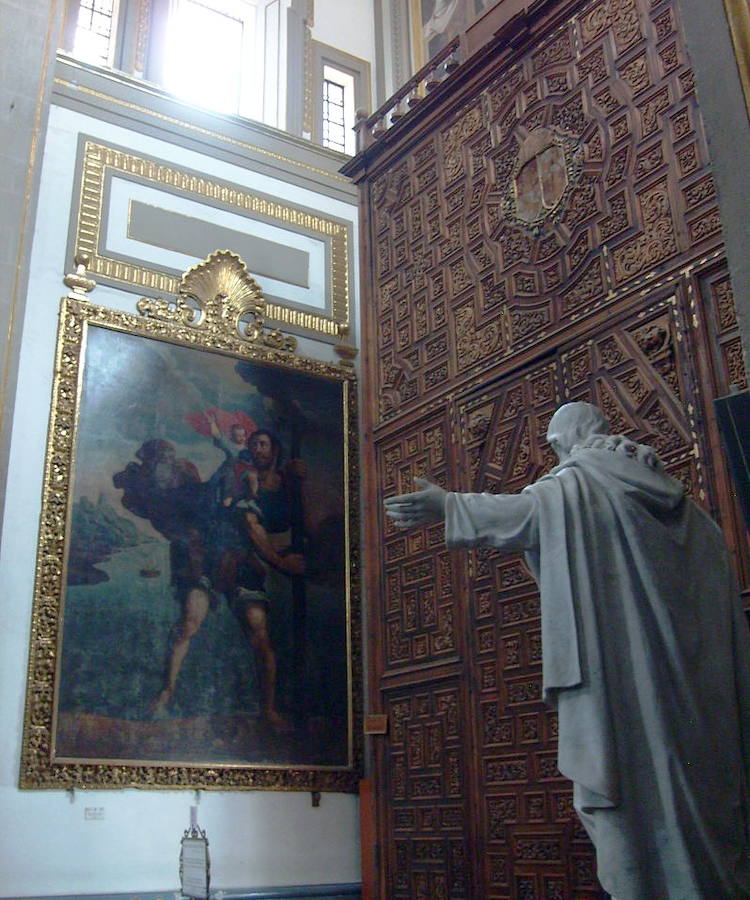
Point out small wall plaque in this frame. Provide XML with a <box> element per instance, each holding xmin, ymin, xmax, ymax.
<box><xmin>180</xmin><ymin>807</ymin><xmax>210</xmax><ymax>899</ymax></box>
<box><xmin>364</xmin><ymin>714</ymin><xmax>388</xmax><ymax>734</ymax></box>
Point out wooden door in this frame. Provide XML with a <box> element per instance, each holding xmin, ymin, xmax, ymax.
<box><xmin>452</xmin><ymin>290</ymin><xmax>714</xmax><ymax>898</ymax></box>
<box><xmin>350</xmin><ymin>0</ymin><xmax>750</xmax><ymax>895</ymax></box>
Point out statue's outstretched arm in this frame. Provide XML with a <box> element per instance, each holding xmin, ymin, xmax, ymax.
<box><xmin>384</xmin><ymin>477</ymin><xmax>447</xmax><ymax>528</ymax></box>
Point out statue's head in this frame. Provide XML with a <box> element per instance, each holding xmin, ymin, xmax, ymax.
<box><xmin>546</xmin><ymin>402</ymin><xmax>609</xmax><ymax>462</ymax></box>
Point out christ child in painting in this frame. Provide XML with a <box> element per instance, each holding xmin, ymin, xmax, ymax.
<box><xmin>207</xmin><ymin>412</ymin><xmax>256</xmax><ymax>508</ymax></box>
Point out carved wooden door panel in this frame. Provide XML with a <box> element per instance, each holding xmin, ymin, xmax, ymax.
<box><xmin>352</xmin><ymin>0</ymin><xmax>750</xmax><ymax>896</ymax></box>
<box><xmin>451</xmin><ymin>288</ymin><xmax>713</xmax><ymax>898</ymax></box>
<box><xmin>453</xmin><ymin>360</ymin><xmax>583</xmax><ymax>900</ymax></box>
<box><xmin>689</xmin><ymin>263</ymin><xmax>750</xmax><ymax>587</ymax></box>
<box><xmin>374</xmin><ymin>412</ymin><xmax>476</xmax><ymax>898</ymax></box>
<box><xmin>369</xmin><ymin>293</ymin><xmax>748</xmax><ymax>900</ymax></box>
<box><xmin>559</xmin><ymin>292</ymin><xmax>706</xmax><ymax>499</ymax></box>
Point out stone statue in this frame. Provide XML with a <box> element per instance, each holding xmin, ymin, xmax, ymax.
<box><xmin>384</xmin><ymin>401</ymin><xmax>750</xmax><ymax>899</ymax></box>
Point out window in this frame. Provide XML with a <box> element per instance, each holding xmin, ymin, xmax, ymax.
<box><xmin>310</xmin><ymin>45</ymin><xmax>370</xmax><ymax>156</ymax></box>
<box><xmin>72</xmin><ymin>0</ymin><xmax>119</xmax><ymax>67</ymax></box>
<box><xmin>162</xmin><ymin>0</ymin><xmax>262</xmax><ymax>119</ymax></box>
<box><xmin>322</xmin><ymin>74</ymin><xmax>347</xmax><ymax>153</ymax></box>
<box><xmin>322</xmin><ymin>65</ymin><xmax>357</xmax><ymax>154</ymax></box>
<box><xmin>60</xmin><ymin>1</ymin><xmax>372</xmax><ymax>147</ymax></box>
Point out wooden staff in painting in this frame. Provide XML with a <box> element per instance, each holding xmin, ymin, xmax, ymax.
<box><xmin>284</xmin><ymin>406</ymin><xmax>308</xmax><ymax>725</ymax></box>
<box><xmin>236</xmin><ymin>363</ymin><xmax>310</xmax><ymax>726</ymax></box>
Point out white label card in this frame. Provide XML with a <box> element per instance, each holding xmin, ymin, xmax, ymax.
<box><xmin>181</xmin><ymin>836</ymin><xmax>209</xmax><ymax>898</ymax></box>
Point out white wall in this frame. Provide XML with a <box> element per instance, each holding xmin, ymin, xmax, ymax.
<box><xmin>312</xmin><ymin>0</ymin><xmax>377</xmax><ymax>74</ymax></box>
<box><xmin>0</xmin><ymin>104</ymin><xmax>361</xmax><ymax>898</ymax></box>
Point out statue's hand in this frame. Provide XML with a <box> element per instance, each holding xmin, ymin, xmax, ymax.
<box><xmin>384</xmin><ymin>477</ymin><xmax>447</xmax><ymax>528</ymax></box>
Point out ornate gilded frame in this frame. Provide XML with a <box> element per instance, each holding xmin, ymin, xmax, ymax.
<box><xmin>724</xmin><ymin>0</ymin><xmax>750</xmax><ymax>118</ymax></box>
<box><xmin>74</xmin><ymin>141</ymin><xmax>352</xmax><ymax>338</ymax></box>
<box><xmin>407</xmin><ymin>0</ymin><xmax>484</xmax><ymax>72</ymax></box>
<box><xmin>20</xmin><ymin>251</ymin><xmax>361</xmax><ymax>791</ymax></box>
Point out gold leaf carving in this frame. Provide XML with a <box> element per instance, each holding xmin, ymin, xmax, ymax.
<box><xmin>137</xmin><ymin>251</ymin><xmax>296</xmax><ymax>352</ymax></box>
<box><xmin>75</xmin><ymin>142</ymin><xmax>350</xmax><ymax>338</ymax></box>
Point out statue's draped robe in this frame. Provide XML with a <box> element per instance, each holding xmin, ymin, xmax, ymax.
<box><xmin>445</xmin><ymin>438</ymin><xmax>750</xmax><ymax>899</ymax></box>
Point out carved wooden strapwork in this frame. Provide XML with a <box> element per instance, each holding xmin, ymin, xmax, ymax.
<box><xmin>136</xmin><ymin>251</ymin><xmax>297</xmax><ymax>353</ymax></box>
<box><xmin>358</xmin><ymin>0</ymin><xmax>726</xmax><ymax>424</ymax></box>
<box><xmin>349</xmin><ymin>0</ymin><xmax>749</xmax><ymax>895</ymax></box>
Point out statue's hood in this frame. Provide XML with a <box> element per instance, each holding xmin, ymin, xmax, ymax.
<box><xmin>551</xmin><ymin>433</ymin><xmax>685</xmax><ymax>516</ymax></box>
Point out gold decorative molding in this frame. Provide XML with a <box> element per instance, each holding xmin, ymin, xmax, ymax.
<box><xmin>133</xmin><ymin>0</ymin><xmax>152</xmax><ymax>76</ymax></box>
<box><xmin>724</xmin><ymin>0</ymin><xmax>750</xmax><ymax>119</ymax></box>
<box><xmin>303</xmin><ymin>21</ymin><xmax>314</xmax><ymax>136</ymax></box>
<box><xmin>63</xmin><ymin>252</ymin><xmax>97</xmax><ymax>298</ymax></box>
<box><xmin>334</xmin><ymin>342</ymin><xmax>358</xmax><ymax>367</ymax></box>
<box><xmin>74</xmin><ymin>140</ymin><xmax>351</xmax><ymax>337</ymax></box>
<box><xmin>137</xmin><ymin>250</ymin><xmax>298</xmax><ymax>352</ymax></box>
<box><xmin>302</xmin><ymin>0</ymin><xmax>315</xmax><ymax>135</ymax></box>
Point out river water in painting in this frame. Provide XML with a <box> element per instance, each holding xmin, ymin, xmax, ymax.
<box><xmin>56</xmin><ymin>540</ymin><xmax>347</xmax><ymax>766</ymax></box>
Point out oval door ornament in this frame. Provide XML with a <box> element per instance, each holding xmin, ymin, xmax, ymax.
<box><xmin>504</xmin><ymin>127</ymin><xmax>583</xmax><ymax>235</ymax></box>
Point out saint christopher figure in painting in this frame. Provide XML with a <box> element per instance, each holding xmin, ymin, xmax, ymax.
<box><xmin>113</xmin><ymin>419</ymin><xmax>304</xmax><ymax>732</ymax></box>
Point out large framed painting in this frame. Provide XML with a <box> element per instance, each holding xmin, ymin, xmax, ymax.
<box><xmin>20</xmin><ymin>252</ymin><xmax>361</xmax><ymax>791</ymax></box>
<box><xmin>724</xmin><ymin>0</ymin><xmax>750</xmax><ymax>118</ymax></box>
<box><xmin>410</xmin><ymin>0</ymin><xmax>492</xmax><ymax>70</ymax></box>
